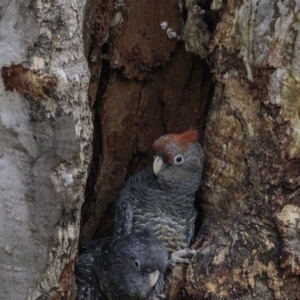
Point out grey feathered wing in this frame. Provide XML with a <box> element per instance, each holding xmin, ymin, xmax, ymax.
<box><xmin>113</xmin><ymin>181</ymin><xmax>133</xmax><ymax>237</ymax></box>
<box><xmin>75</xmin><ymin>248</ymin><xmax>98</xmax><ymax>300</ymax></box>
<box><xmin>75</xmin><ymin>239</ymin><xmax>115</xmax><ymax>300</ymax></box>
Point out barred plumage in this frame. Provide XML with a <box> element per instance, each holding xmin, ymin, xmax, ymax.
<box><xmin>114</xmin><ymin>130</ymin><xmax>204</xmax><ymax>254</ymax></box>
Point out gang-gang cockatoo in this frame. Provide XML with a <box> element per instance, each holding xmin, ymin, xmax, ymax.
<box><xmin>114</xmin><ymin>130</ymin><xmax>204</xmax><ymax>263</ymax></box>
<box><xmin>75</xmin><ymin>230</ymin><xmax>168</xmax><ymax>300</ymax></box>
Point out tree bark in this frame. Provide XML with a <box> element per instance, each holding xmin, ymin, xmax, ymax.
<box><xmin>0</xmin><ymin>0</ymin><xmax>92</xmax><ymax>299</ymax></box>
<box><xmin>165</xmin><ymin>0</ymin><xmax>300</xmax><ymax>299</ymax></box>
<box><xmin>2</xmin><ymin>0</ymin><xmax>300</xmax><ymax>299</ymax></box>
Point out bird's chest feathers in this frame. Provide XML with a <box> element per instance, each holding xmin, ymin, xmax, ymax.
<box><xmin>132</xmin><ymin>187</ymin><xmax>195</xmax><ymax>218</ymax></box>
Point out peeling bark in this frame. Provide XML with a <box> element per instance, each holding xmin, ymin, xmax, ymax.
<box><xmin>2</xmin><ymin>64</ymin><xmax>57</xmax><ymax>100</ymax></box>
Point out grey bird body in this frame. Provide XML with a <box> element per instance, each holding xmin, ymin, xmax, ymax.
<box><xmin>75</xmin><ymin>231</ymin><xmax>168</xmax><ymax>300</ymax></box>
<box><xmin>114</xmin><ymin>130</ymin><xmax>204</xmax><ymax>254</ymax></box>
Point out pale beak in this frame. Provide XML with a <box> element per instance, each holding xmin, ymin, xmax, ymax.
<box><xmin>148</xmin><ymin>270</ymin><xmax>160</xmax><ymax>288</ymax></box>
<box><xmin>153</xmin><ymin>156</ymin><xmax>165</xmax><ymax>175</ymax></box>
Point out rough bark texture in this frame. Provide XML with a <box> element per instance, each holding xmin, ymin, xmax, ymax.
<box><xmin>2</xmin><ymin>0</ymin><xmax>300</xmax><ymax>299</ymax></box>
<box><xmin>0</xmin><ymin>0</ymin><xmax>92</xmax><ymax>299</ymax></box>
<box><xmin>165</xmin><ymin>0</ymin><xmax>300</xmax><ymax>299</ymax></box>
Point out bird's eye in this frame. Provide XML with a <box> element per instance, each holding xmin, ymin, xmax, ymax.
<box><xmin>133</xmin><ymin>259</ymin><xmax>141</xmax><ymax>269</ymax></box>
<box><xmin>174</xmin><ymin>155</ymin><xmax>184</xmax><ymax>164</ymax></box>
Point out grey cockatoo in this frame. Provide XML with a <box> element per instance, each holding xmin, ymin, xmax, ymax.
<box><xmin>75</xmin><ymin>230</ymin><xmax>168</xmax><ymax>300</ymax></box>
<box><xmin>114</xmin><ymin>130</ymin><xmax>204</xmax><ymax>260</ymax></box>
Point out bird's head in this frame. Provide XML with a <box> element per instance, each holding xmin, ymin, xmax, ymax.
<box><xmin>152</xmin><ymin>129</ymin><xmax>204</xmax><ymax>190</ymax></box>
<box><xmin>111</xmin><ymin>230</ymin><xmax>168</xmax><ymax>299</ymax></box>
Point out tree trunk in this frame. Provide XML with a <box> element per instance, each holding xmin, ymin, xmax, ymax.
<box><xmin>0</xmin><ymin>0</ymin><xmax>92</xmax><ymax>299</ymax></box>
<box><xmin>1</xmin><ymin>0</ymin><xmax>300</xmax><ymax>299</ymax></box>
<box><xmin>165</xmin><ymin>0</ymin><xmax>300</xmax><ymax>299</ymax></box>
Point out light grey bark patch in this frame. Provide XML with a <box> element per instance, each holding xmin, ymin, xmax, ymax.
<box><xmin>25</xmin><ymin>111</ymin><xmax>88</xmax><ymax>299</ymax></box>
<box><xmin>53</xmin><ymin>114</ymin><xmax>80</xmax><ymax>161</ymax></box>
<box><xmin>0</xmin><ymin>111</ymin><xmax>80</xmax><ymax>299</ymax></box>
<box><xmin>30</xmin><ymin>113</ymin><xmax>79</xmax><ymax>155</ymax></box>
<box><xmin>29</xmin><ymin>114</ymin><xmax>80</xmax><ymax>235</ymax></box>
<box><xmin>0</xmin><ymin>0</ymin><xmax>39</xmax><ymax>64</ymax></box>
<box><xmin>0</xmin><ymin>124</ymin><xmax>41</xmax><ymax>300</ymax></box>
<box><xmin>32</xmin><ymin>121</ymin><xmax>55</xmax><ymax>156</ymax></box>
